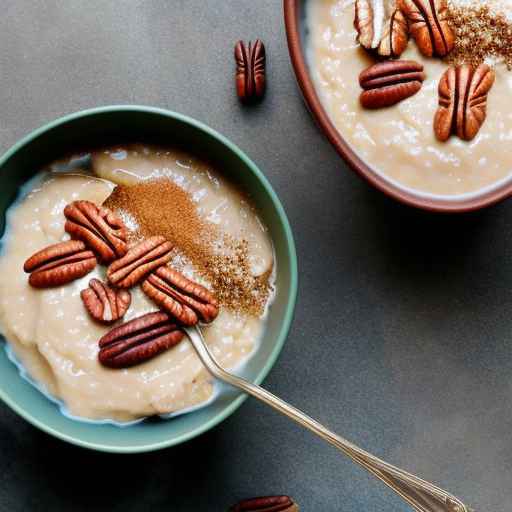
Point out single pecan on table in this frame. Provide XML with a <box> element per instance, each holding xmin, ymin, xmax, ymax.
<box><xmin>359</xmin><ymin>60</ymin><xmax>425</xmax><ymax>109</ymax></box>
<box><xmin>398</xmin><ymin>0</ymin><xmax>454</xmax><ymax>57</ymax></box>
<box><xmin>235</xmin><ymin>39</ymin><xmax>266</xmax><ymax>103</ymax></box>
<box><xmin>107</xmin><ymin>235</ymin><xmax>173</xmax><ymax>288</ymax></box>
<box><xmin>98</xmin><ymin>311</ymin><xmax>184</xmax><ymax>368</ymax></box>
<box><xmin>434</xmin><ymin>64</ymin><xmax>495</xmax><ymax>142</ymax></box>
<box><xmin>64</xmin><ymin>200</ymin><xmax>127</xmax><ymax>263</ymax></box>
<box><xmin>355</xmin><ymin>0</ymin><xmax>409</xmax><ymax>58</ymax></box>
<box><xmin>24</xmin><ymin>240</ymin><xmax>97</xmax><ymax>288</ymax></box>
<box><xmin>81</xmin><ymin>278</ymin><xmax>131</xmax><ymax>324</ymax></box>
<box><xmin>230</xmin><ymin>495</ymin><xmax>298</xmax><ymax>512</ymax></box>
<box><xmin>142</xmin><ymin>266</ymin><xmax>218</xmax><ymax>326</ymax></box>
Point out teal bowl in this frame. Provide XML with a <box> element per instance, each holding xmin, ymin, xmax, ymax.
<box><xmin>0</xmin><ymin>106</ymin><xmax>298</xmax><ymax>453</ymax></box>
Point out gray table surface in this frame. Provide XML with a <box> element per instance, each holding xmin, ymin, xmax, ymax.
<box><xmin>1</xmin><ymin>1</ymin><xmax>511</xmax><ymax>511</ymax></box>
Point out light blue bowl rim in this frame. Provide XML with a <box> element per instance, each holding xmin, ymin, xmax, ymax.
<box><xmin>0</xmin><ymin>105</ymin><xmax>298</xmax><ymax>452</ymax></box>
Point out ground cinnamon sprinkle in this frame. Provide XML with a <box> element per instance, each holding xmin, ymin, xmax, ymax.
<box><xmin>103</xmin><ymin>178</ymin><xmax>272</xmax><ymax>316</ymax></box>
<box><xmin>446</xmin><ymin>2</ymin><xmax>512</xmax><ymax>69</ymax></box>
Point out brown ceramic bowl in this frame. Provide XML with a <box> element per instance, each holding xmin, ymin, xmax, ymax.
<box><xmin>284</xmin><ymin>0</ymin><xmax>512</xmax><ymax>213</ymax></box>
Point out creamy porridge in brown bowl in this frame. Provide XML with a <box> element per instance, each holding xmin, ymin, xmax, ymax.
<box><xmin>285</xmin><ymin>0</ymin><xmax>512</xmax><ymax>211</ymax></box>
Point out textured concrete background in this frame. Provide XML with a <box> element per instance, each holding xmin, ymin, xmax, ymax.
<box><xmin>1</xmin><ymin>1</ymin><xmax>511</xmax><ymax>511</ymax></box>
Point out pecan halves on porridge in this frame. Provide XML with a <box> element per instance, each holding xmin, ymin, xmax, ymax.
<box><xmin>106</xmin><ymin>235</ymin><xmax>173</xmax><ymax>288</ymax></box>
<box><xmin>434</xmin><ymin>64</ymin><xmax>495</xmax><ymax>142</ymax></box>
<box><xmin>64</xmin><ymin>200</ymin><xmax>128</xmax><ymax>263</ymax></box>
<box><xmin>81</xmin><ymin>278</ymin><xmax>131</xmax><ymax>324</ymax></box>
<box><xmin>398</xmin><ymin>0</ymin><xmax>454</xmax><ymax>57</ymax></box>
<box><xmin>359</xmin><ymin>60</ymin><xmax>425</xmax><ymax>109</ymax></box>
<box><xmin>23</xmin><ymin>240</ymin><xmax>97</xmax><ymax>288</ymax></box>
<box><xmin>98</xmin><ymin>311</ymin><xmax>184</xmax><ymax>368</ymax></box>
<box><xmin>230</xmin><ymin>495</ymin><xmax>298</xmax><ymax>512</ymax></box>
<box><xmin>142</xmin><ymin>266</ymin><xmax>219</xmax><ymax>326</ymax></box>
<box><xmin>355</xmin><ymin>0</ymin><xmax>409</xmax><ymax>58</ymax></box>
<box><xmin>235</xmin><ymin>39</ymin><xmax>266</xmax><ymax>103</ymax></box>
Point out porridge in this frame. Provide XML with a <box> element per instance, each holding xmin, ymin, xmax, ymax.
<box><xmin>307</xmin><ymin>0</ymin><xmax>512</xmax><ymax>196</ymax></box>
<box><xmin>0</xmin><ymin>144</ymin><xmax>275</xmax><ymax>422</ymax></box>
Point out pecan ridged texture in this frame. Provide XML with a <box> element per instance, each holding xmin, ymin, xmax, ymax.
<box><xmin>24</xmin><ymin>240</ymin><xmax>97</xmax><ymax>288</ymax></box>
<box><xmin>355</xmin><ymin>0</ymin><xmax>409</xmax><ymax>58</ymax></box>
<box><xmin>106</xmin><ymin>236</ymin><xmax>173</xmax><ymax>288</ymax></box>
<box><xmin>355</xmin><ymin>0</ymin><xmax>385</xmax><ymax>50</ymax></box>
<box><xmin>142</xmin><ymin>266</ymin><xmax>219</xmax><ymax>326</ymax></box>
<box><xmin>64</xmin><ymin>200</ymin><xmax>127</xmax><ymax>263</ymax></box>
<box><xmin>434</xmin><ymin>64</ymin><xmax>495</xmax><ymax>142</ymax></box>
<box><xmin>398</xmin><ymin>0</ymin><xmax>454</xmax><ymax>57</ymax></box>
<box><xmin>235</xmin><ymin>39</ymin><xmax>266</xmax><ymax>103</ymax></box>
<box><xmin>98</xmin><ymin>311</ymin><xmax>184</xmax><ymax>368</ymax></box>
<box><xmin>359</xmin><ymin>60</ymin><xmax>425</xmax><ymax>109</ymax></box>
<box><xmin>230</xmin><ymin>495</ymin><xmax>298</xmax><ymax>512</ymax></box>
<box><xmin>81</xmin><ymin>278</ymin><xmax>131</xmax><ymax>324</ymax></box>
<box><xmin>378</xmin><ymin>9</ymin><xmax>409</xmax><ymax>58</ymax></box>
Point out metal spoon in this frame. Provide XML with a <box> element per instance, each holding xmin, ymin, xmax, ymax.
<box><xmin>184</xmin><ymin>326</ymin><xmax>474</xmax><ymax>512</ymax></box>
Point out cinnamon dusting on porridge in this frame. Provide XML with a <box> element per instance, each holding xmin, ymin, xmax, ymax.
<box><xmin>446</xmin><ymin>1</ymin><xmax>512</xmax><ymax>69</ymax></box>
<box><xmin>104</xmin><ymin>178</ymin><xmax>273</xmax><ymax>316</ymax></box>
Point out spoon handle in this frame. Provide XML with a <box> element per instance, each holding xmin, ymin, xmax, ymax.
<box><xmin>185</xmin><ymin>327</ymin><xmax>469</xmax><ymax>512</ymax></box>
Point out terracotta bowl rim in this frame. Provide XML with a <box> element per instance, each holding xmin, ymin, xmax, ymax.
<box><xmin>283</xmin><ymin>0</ymin><xmax>512</xmax><ymax>213</ymax></box>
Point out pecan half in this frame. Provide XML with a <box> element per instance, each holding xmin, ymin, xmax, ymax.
<box><xmin>64</xmin><ymin>200</ymin><xmax>127</xmax><ymax>263</ymax></box>
<box><xmin>359</xmin><ymin>60</ymin><xmax>425</xmax><ymax>109</ymax></box>
<box><xmin>378</xmin><ymin>9</ymin><xmax>409</xmax><ymax>58</ymax></box>
<box><xmin>24</xmin><ymin>240</ymin><xmax>97</xmax><ymax>288</ymax></box>
<box><xmin>106</xmin><ymin>236</ymin><xmax>173</xmax><ymax>288</ymax></box>
<box><xmin>434</xmin><ymin>64</ymin><xmax>495</xmax><ymax>142</ymax></box>
<box><xmin>235</xmin><ymin>39</ymin><xmax>266</xmax><ymax>103</ymax></box>
<box><xmin>355</xmin><ymin>1</ymin><xmax>409</xmax><ymax>58</ymax></box>
<box><xmin>81</xmin><ymin>278</ymin><xmax>131</xmax><ymax>323</ymax></box>
<box><xmin>142</xmin><ymin>266</ymin><xmax>219</xmax><ymax>326</ymax></box>
<box><xmin>399</xmin><ymin>0</ymin><xmax>454</xmax><ymax>57</ymax></box>
<box><xmin>230</xmin><ymin>496</ymin><xmax>298</xmax><ymax>512</ymax></box>
<box><xmin>355</xmin><ymin>0</ymin><xmax>386</xmax><ymax>50</ymax></box>
<box><xmin>98</xmin><ymin>311</ymin><xmax>184</xmax><ymax>368</ymax></box>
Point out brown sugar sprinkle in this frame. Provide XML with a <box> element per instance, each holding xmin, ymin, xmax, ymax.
<box><xmin>207</xmin><ymin>236</ymin><xmax>273</xmax><ymax>315</ymax></box>
<box><xmin>445</xmin><ymin>2</ymin><xmax>512</xmax><ymax>69</ymax></box>
<box><xmin>103</xmin><ymin>177</ymin><xmax>273</xmax><ymax>316</ymax></box>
